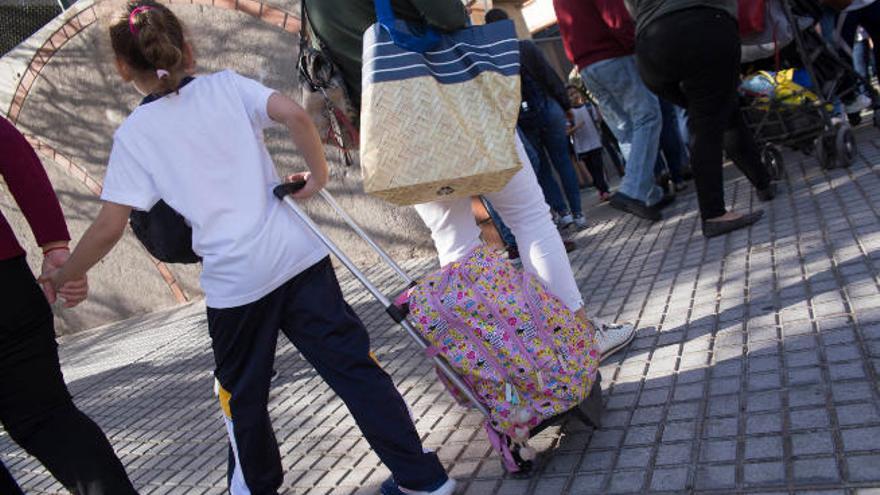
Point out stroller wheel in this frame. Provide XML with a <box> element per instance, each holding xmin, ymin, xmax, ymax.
<box><xmin>835</xmin><ymin>126</ymin><xmax>857</xmax><ymax>168</ymax></box>
<box><xmin>848</xmin><ymin>112</ymin><xmax>863</xmax><ymax>127</ymax></box>
<box><xmin>761</xmin><ymin>145</ymin><xmax>784</xmax><ymax>181</ymax></box>
<box><xmin>815</xmin><ymin>135</ymin><xmax>835</xmax><ymax>170</ymax></box>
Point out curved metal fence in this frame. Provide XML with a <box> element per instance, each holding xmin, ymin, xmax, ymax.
<box><xmin>0</xmin><ymin>1</ymin><xmax>65</xmax><ymax>56</ymax></box>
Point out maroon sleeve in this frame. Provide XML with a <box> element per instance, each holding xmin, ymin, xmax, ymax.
<box><xmin>596</xmin><ymin>0</ymin><xmax>636</xmax><ymax>52</ymax></box>
<box><xmin>0</xmin><ymin>117</ymin><xmax>70</xmax><ymax>249</ymax></box>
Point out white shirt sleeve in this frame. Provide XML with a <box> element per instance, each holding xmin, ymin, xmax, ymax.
<box><xmin>101</xmin><ymin>137</ymin><xmax>161</xmax><ymax>211</ymax></box>
<box><xmin>227</xmin><ymin>70</ymin><xmax>277</xmax><ymax>130</ymax></box>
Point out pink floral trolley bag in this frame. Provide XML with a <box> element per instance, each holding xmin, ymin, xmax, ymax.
<box><xmin>403</xmin><ymin>246</ymin><xmax>603</xmax><ymax>474</ymax></box>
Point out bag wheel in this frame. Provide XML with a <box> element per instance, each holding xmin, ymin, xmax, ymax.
<box><xmin>761</xmin><ymin>144</ymin><xmax>784</xmax><ymax>181</ymax></box>
<box><xmin>506</xmin><ymin>439</ymin><xmax>535</xmax><ymax>478</ymax></box>
<box><xmin>835</xmin><ymin>126</ymin><xmax>857</xmax><ymax>168</ymax></box>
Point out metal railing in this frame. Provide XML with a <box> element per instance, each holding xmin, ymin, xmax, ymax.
<box><xmin>0</xmin><ymin>0</ymin><xmax>70</xmax><ymax>56</ymax></box>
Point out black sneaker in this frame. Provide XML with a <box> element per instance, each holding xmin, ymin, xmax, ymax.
<box><xmin>652</xmin><ymin>194</ymin><xmax>676</xmax><ymax>210</ymax></box>
<box><xmin>702</xmin><ymin>210</ymin><xmax>764</xmax><ymax>238</ymax></box>
<box><xmin>609</xmin><ymin>192</ymin><xmax>661</xmax><ymax>222</ymax></box>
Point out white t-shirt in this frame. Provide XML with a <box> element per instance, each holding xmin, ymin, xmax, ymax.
<box><xmin>102</xmin><ymin>70</ymin><xmax>329</xmax><ymax>308</ymax></box>
<box><xmin>569</xmin><ymin>104</ymin><xmax>602</xmax><ymax>154</ymax></box>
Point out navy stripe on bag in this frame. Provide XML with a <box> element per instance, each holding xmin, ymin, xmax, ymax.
<box><xmin>362</xmin><ymin>20</ymin><xmax>520</xmax><ymax>86</ymax></box>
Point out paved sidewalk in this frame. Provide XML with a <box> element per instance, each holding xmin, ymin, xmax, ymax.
<box><xmin>3</xmin><ymin>126</ymin><xmax>880</xmax><ymax>494</ymax></box>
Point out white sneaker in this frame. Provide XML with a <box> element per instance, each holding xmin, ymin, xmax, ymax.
<box><xmin>573</xmin><ymin>213</ymin><xmax>589</xmax><ymax>230</ymax></box>
<box><xmin>593</xmin><ymin>321</ymin><xmax>636</xmax><ymax>362</ymax></box>
<box><xmin>844</xmin><ymin>94</ymin><xmax>872</xmax><ymax>114</ymax></box>
<box><xmin>381</xmin><ymin>477</ymin><xmax>456</xmax><ymax>495</ymax></box>
<box><xmin>557</xmin><ymin>213</ymin><xmax>574</xmax><ymax>229</ymax></box>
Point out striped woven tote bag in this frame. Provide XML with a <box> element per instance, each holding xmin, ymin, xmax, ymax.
<box><xmin>360</xmin><ymin>0</ymin><xmax>522</xmax><ymax>206</ymax></box>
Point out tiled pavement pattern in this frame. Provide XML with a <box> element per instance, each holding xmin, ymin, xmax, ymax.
<box><xmin>3</xmin><ymin>127</ymin><xmax>880</xmax><ymax>494</ymax></box>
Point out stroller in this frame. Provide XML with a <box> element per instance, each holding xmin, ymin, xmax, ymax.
<box><xmin>739</xmin><ymin>0</ymin><xmax>879</xmax><ymax>177</ymax></box>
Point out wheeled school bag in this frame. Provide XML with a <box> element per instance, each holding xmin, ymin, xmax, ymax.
<box><xmin>273</xmin><ymin>181</ymin><xmax>603</xmax><ymax>474</ymax></box>
<box><xmin>404</xmin><ymin>246</ymin><xmax>601</xmax><ymax>471</ymax></box>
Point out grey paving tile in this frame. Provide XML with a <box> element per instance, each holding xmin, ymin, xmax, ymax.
<box><xmin>650</xmin><ymin>466</ymin><xmax>689</xmax><ymax>492</ymax></box>
<box><xmin>792</xmin><ymin>457</ymin><xmax>841</xmax><ymax>484</ymax></box>
<box><xmin>606</xmin><ymin>469</ymin><xmax>645</xmax><ymax>494</ymax></box>
<box><xmin>745</xmin><ymin>435</ymin><xmax>784</xmax><ymax>460</ymax></box>
<box><xmin>847</xmin><ymin>454</ymin><xmax>880</xmax><ymax>482</ymax></box>
<box><xmin>744</xmin><ymin>461</ymin><xmax>786</xmax><ymax>486</ymax></box>
<box><xmin>695</xmin><ymin>464</ymin><xmax>736</xmax><ymax>490</ymax></box>
<box><xmin>841</xmin><ymin>426</ymin><xmax>880</xmax><ymax>452</ymax></box>
<box><xmin>700</xmin><ymin>439</ymin><xmax>736</xmax><ymax>463</ymax></box>
<box><xmin>568</xmin><ymin>473</ymin><xmax>605</xmax><ymax>495</ymax></box>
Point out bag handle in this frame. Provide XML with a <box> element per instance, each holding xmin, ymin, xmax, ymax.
<box><xmin>373</xmin><ymin>0</ymin><xmax>441</xmax><ymax>53</ymax></box>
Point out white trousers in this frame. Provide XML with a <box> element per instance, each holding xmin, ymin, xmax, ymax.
<box><xmin>413</xmin><ymin>134</ymin><xmax>585</xmax><ymax>311</ymax></box>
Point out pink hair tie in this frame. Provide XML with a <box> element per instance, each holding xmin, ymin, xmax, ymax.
<box><xmin>156</xmin><ymin>69</ymin><xmax>170</xmax><ymax>79</ymax></box>
<box><xmin>128</xmin><ymin>5</ymin><xmax>153</xmax><ymax>36</ymax></box>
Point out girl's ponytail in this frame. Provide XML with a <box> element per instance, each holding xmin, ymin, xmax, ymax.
<box><xmin>110</xmin><ymin>1</ymin><xmax>187</xmax><ymax>94</ymax></box>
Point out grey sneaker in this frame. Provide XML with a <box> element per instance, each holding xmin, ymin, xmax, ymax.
<box><xmin>593</xmin><ymin>321</ymin><xmax>636</xmax><ymax>362</ymax></box>
<box><xmin>573</xmin><ymin>213</ymin><xmax>589</xmax><ymax>230</ymax></box>
<box><xmin>557</xmin><ymin>213</ymin><xmax>574</xmax><ymax>229</ymax></box>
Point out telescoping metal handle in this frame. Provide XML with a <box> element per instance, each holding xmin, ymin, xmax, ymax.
<box><xmin>273</xmin><ymin>181</ymin><xmax>491</xmax><ymax>419</ymax></box>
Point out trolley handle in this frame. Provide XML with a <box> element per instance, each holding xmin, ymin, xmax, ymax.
<box><xmin>270</xmin><ymin>178</ymin><xmax>491</xmax><ymax>419</ymax></box>
<box><xmin>272</xmin><ymin>179</ymin><xmax>416</xmax><ymax>287</ymax></box>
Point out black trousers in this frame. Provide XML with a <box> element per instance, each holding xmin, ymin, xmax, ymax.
<box><xmin>636</xmin><ymin>7</ymin><xmax>771</xmax><ymax>220</ymax></box>
<box><xmin>0</xmin><ymin>256</ymin><xmax>136</xmax><ymax>495</ymax></box>
<box><xmin>208</xmin><ymin>257</ymin><xmax>446</xmax><ymax>494</ymax></box>
<box><xmin>578</xmin><ymin>149</ymin><xmax>610</xmax><ymax>193</ymax></box>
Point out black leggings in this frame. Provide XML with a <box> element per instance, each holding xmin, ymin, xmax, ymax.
<box><xmin>0</xmin><ymin>256</ymin><xmax>136</xmax><ymax>495</ymax></box>
<box><xmin>636</xmin><ymin>7</ymin><xmax>771</xmax><ymax>220</ymax></box>
<box><xmin>578</xmin><ymin>149</ymin><xmax>610</xmax><ymax>193</ymax></box>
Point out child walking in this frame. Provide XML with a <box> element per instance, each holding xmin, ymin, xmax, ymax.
<box><xmin>42</xmin><ymin>2</ymin><xmax>454</xmax><ymax>494</ymax></box>
<box><xmin>566</xmin><ymin>86</ymin><xmax>610</xmax><ymax>202</ymax></box>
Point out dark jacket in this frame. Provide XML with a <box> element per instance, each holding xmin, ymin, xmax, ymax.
<box><xmin>519</xmin><ymin>39</ymin><xmax>571</xmax><ymax>112</ymax></box>
<box><xmin>624</xmin><ymin>0</ymin><xmax>737</xmax><ymax>35</ymax></box>
<box><xmin>303</xmin><ymin>0</ymin><xmax>469</xmax><ymax>105</ymax></box>
<box><xmin>553</xmin><ymin>0</ymin><xmax>636</xmax><ymax>70</ymax></box>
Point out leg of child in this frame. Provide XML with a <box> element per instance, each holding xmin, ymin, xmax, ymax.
<box><xmin>581</xmin><ymin>150</ymin><xmax>609</xmax><ymax>194</ymax></box>
<box><xmin>574</xmin><ymin>154</ymin><xmax>592</xmax><ymax>189</ymax></box>
<box><xmin>207</xmin><ymin>291</ymin><xmax>284</xmax><ymax>494</ymax></box>
<box><xmin>279</xmin><ymin>257</ymin><xmax>449</xmax><ymax>492</ymax></box>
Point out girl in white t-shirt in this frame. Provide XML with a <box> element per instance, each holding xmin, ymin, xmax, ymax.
<box><xmin>43</xmin><ymin>2</ymin><xmax>454</xmax><ymax>494</ymax></box>
<box><xmin>566</xmin><ymin>86</ymin><xmax>610</xmax><ymax>201</ymax></box>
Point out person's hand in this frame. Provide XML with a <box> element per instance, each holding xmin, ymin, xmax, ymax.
<box><xmin>285</xmin><ymin>171</ymin><xmax>327</xmax><ymax>200</ymax></box>
<box><xmin>40</xmin><ymin>248</ymin><xmax>89</xmax><ymax>308</ymax></box>
<box><xmin>565</xmin><ymin>109</ymin><xmax>575</xmax><ymax>123</ymax></box>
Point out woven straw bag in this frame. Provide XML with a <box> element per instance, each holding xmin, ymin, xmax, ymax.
<box><xmin>359</xmin><ymin>0</ymin><xmax>522</xmax><ymax>206</ymax></box>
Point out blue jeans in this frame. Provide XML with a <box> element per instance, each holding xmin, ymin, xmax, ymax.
<box><xmin>654</xmin><ymin>98</ymin><xmax>687</xmax><ymax>183</ymax></box>
<box><xmin>485</xmin><ymin>200</ymin><xmax>517</xmax><ymax>248</ymax></box>
<box><xmin>520</xmin><ymin>98</ymin><xmax>583</xmax><ymax>216</ymax></box>
<box><xmin>581</xmin><ymin>55</ymin><xmax>663</xmax><ymax>206</ymax></box>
